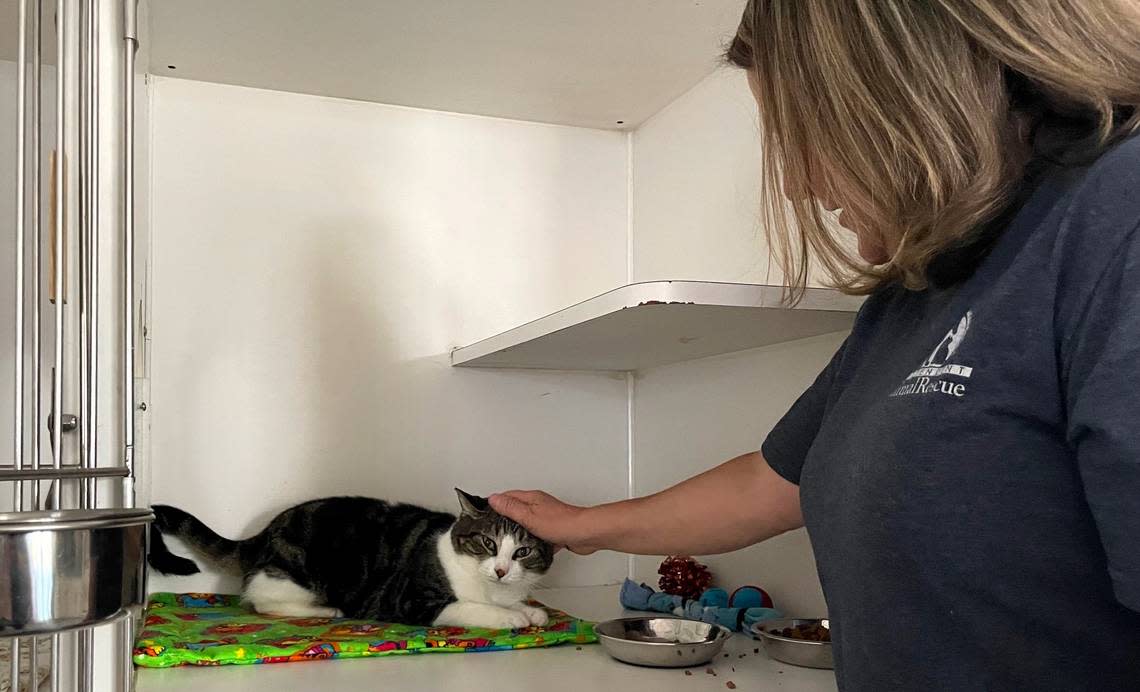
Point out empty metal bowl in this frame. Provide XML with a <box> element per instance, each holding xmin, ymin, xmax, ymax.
<box><xmin>751</xmin><ymin>618</ymin><xmax>834</xmax><ymax>669</ymax></box>
<box><xmin>0</xmin><ymin>508</ymin><xmax>152</xmax><ymax>636</ymax></box>
<box><xmin>595</xmin><ymin>617</ymin><xmax>731</xmax><ymax>667</ymax></box>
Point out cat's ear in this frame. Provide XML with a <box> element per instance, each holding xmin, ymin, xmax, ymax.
<box><xmin>455</xmin><ymin>488</ymin><xmax>490</xmax><ymax>516</ymax></box>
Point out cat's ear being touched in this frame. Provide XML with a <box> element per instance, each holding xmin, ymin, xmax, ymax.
<box><xmin>455</xmin><ymin>488</ymin><xmax>490</xmax><ymax>517</ymax></box>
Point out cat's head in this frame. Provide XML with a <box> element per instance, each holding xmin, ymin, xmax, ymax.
<box><xmin>450</xmin><ymin>488</ymin><xmax>554</xmax><ymax>585</ymax></box>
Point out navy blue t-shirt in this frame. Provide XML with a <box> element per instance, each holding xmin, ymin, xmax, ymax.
<box><xmin>763</xmin><ymin>133</ymin><xmax>1140</xmax><ymax>691</ymax></box>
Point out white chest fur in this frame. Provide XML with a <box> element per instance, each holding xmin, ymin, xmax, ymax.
<box><xmin>433</xmin><ymin>529</ymin><xmax>548</xmax><ymax>629</ymax></box>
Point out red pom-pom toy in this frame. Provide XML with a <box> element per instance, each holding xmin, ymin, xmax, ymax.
<box><xmin>657</xmin><ymin>556</ymin><xmax>713</xmax><ymax>601</ymax></box>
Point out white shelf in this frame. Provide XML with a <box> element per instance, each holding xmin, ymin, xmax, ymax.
<box><xmin>451</xmin><ymin>281</ymin><xmax>863</xmax><ymax>372</ymax></box>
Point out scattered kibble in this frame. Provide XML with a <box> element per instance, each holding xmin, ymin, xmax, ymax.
<box><xmin>724</xmin><ymin>653</ymin><xmax>729</xmax><ymax>658</ymax></box>
<box><xmin>754</xmin><ymin>648</ymin><xmax>759</xmax><ymax>654</ymax></box>
<box><xmin>739</xmin><ymin>654</ymin><xmax>747</xmax><ymax>658</ymax></box>
<box><xmin>684</xmin><ymin>670</ymin><xmax>692</xmax><ymax>676</ymax></box>
<box><xmin>706</xmin><ymin>667</ymin><xmax>717</xmax><ymax>676</ymax></box>
<box><xmin>727</xmin><ymin>683</ymin><xmax>737</xmax><ymax>689</ymax></box>
<box><xmin>575</xmin><ymin>646</ymin><xmax>582</xmax><ymax>651</ymax></box>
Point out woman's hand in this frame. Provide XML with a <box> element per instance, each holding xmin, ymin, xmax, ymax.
<box><xmin>488</xmin><ymin>490</ymin><xmax>597</xmax><ymax>554</ymax></box>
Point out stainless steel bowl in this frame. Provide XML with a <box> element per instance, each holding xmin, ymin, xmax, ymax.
<box><xmin>751</xmin><ymin>618</ymin><xmax>834</xmax><ymax>669</ymax></box>
<box><xmin>595</xmin><ymin>617</ymin><xmax>731</xmax><ymax>667</ymax></box>
<box><xmin>0</xmin><ymin>508</ymin><xmax>153</xmax><ymax>636</ymax></box>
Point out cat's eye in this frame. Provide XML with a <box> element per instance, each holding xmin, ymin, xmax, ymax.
<box><xmin>513</xmin><ymin>547</ymin><xmax>531</xmax><ymax>559</ymax></box>
<box><xmin>480</xmin><ymin>536</ymin><xmax>497</xmax><ymax>553</ymax></box>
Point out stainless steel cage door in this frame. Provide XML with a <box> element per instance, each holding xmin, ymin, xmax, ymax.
<box><xmin>4</xmin><ymin>1</ymin><xmax>151</xmax><ymax>691</ymax></box>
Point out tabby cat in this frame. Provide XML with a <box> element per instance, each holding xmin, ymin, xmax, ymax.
<box><xmin>147</xmin><ymin>490</ymin><xmax>555</xmax><ymax>629</ymax></box>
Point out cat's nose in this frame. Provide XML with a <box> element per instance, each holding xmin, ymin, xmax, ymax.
<box><xmin>495</xmin><ymin>567</ymin><xmax>507</xmax><ymax>579</ymax></box>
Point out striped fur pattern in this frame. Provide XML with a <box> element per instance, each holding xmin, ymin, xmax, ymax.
<box><xmin>148</xmin><ymin>490</ymin><xmax>554</xmax><ymax>627</ymax></box>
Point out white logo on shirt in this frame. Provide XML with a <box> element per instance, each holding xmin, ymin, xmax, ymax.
<box><xmin>890</xmin><ymin>311</ymin><xmax>974</xmax><ymax>398</ymax></box>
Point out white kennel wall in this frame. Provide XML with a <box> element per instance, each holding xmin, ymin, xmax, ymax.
<box><xmin>631</xmin><ymin>68</ymin><xmax>769</xmax><ymax>286</ymax></box>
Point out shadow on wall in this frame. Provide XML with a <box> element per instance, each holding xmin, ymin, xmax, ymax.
<box><xmin>305</xmin><ymin>214</ymin><xmax>431</xmax><ymax>506</ymax></box>
<box><xmin>149</xmin><ymin>213</ymin><xmax>408</xmax><ymax>594</ymax></box>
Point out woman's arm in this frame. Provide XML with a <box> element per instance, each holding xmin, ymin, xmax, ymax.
<box><xmin>489</xmin><ymin>451</ymin><xmax>803</xmax><ymax>556</ymax></box>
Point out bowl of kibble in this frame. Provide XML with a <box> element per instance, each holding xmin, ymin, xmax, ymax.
<box><xmin>750</xmin><ymin>618</ymin><xmax>833</xmax><ymax>669</ymax></box>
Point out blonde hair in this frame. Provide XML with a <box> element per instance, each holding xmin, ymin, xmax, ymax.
<box><xmin>727</xmin><ymin>0</ymin><xmax>1140</xmax><ymax>301</ymax></box>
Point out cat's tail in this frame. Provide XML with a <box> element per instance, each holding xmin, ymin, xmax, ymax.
<box><xmin>148</xmin><ymin>504</ymin><xmax>243</xmax><ymax>576</ymax></box>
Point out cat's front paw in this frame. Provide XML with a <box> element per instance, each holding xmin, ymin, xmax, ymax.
<box><xmin>491</xmin><ymin>609</ymin><xmax>532</xmax><ymax>630</ymax></box>
<box><xmin>434</xmin><ymin>602</ymin><xmax>534</xmax><ymax>630</ymax></box>
<box><xmin>517</xmin><ymin>605</ymin><xmax>549</xmax><ymax>626</ymax></box>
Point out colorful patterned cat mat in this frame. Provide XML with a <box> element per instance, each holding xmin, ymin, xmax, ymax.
<box><xmin>133</xmin><ymin>593</ymin><xmax>597</xmax><ymax>668</ymax></box>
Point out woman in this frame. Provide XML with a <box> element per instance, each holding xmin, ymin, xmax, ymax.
<box><xmin>492</xmin><ymin>1</ymin><xmax>1140</xmax><ymax>690</ymax></box>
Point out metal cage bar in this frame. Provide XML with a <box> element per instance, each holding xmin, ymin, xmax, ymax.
<box><xmin>122</xmin><ymin>0</ymin><xmax>138</xmax><ymax>511</ymax></box>
<box><xmin>49</xmin><ymin>0</ymin><xmax>65</xmax><ymax>513</ymax></box>
<box><xmin>28</xmin><ymin>3</ymin><xmax>44</xmax><ymax>684</ymax></box>
<box><xmin>13</xmin><ymin>0</ymin><xmax>30</xmax><ymax>684</ymax></box>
